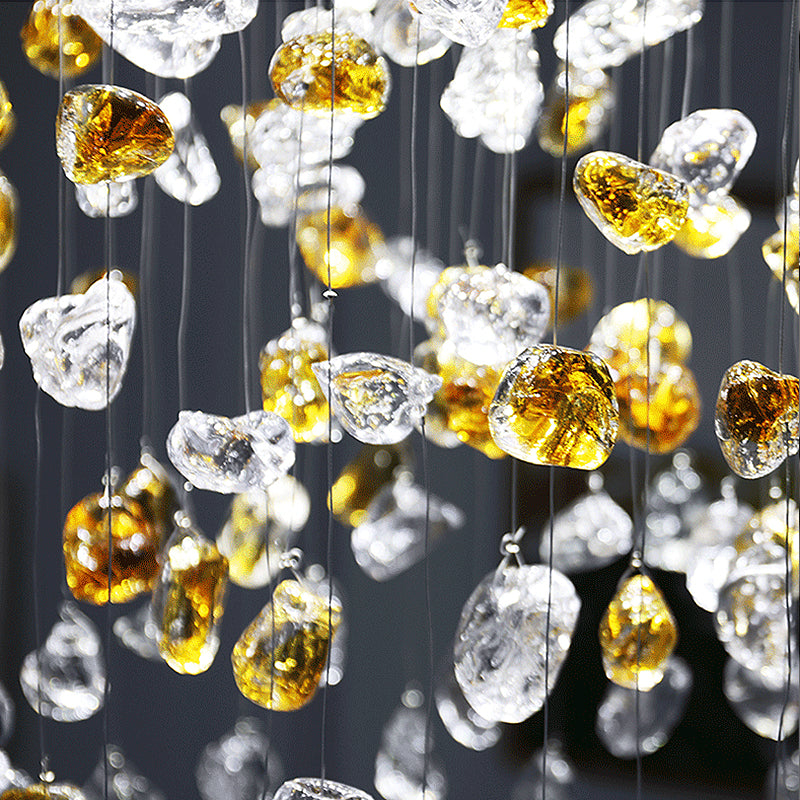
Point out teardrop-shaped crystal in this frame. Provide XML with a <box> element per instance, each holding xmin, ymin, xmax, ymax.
<box><xmin>19</xmin><ymin>601</ymin><xmax>105</xmax><ymax>722</ymax></box>
<box><xmin>434</xmin><ymin>662</ymin><xmax>500</xmax><ymax>751</ymax></box>
<box><xmin>411</xmin><ymin>0</ymin><xmax>504</xmax><ymax>46</ymax></box>
<box><xmin>454</xmin><ymin>564</ymin><xmax>581</xmax><ymax>723</ymax></box>
<box><xmin>273</xmin><ymin>779</ymin><xmax>375</xmax><ymax>800</ymax></box>
<box><xmin>672</xmin><ymin>195</ymin><xmax>751</xmax><ymax>259</ymax></box>
<box><xmin>373</xmin><ymin>0</ymin><xmax>451</xmax><ymax>66</ymax></box>
<box><xmin>112</xmin><ymin>603</ymin><xmax>162</xmax><ymax>662</ymax></box>
<box><xmin>83</xmin><ymin>746</ymin><xmax>165</xmax><ymax>800</ymax></box>
<box><xmin>75</xmin><ymin>181</ymin><xmax>139</xmax><ymax>218</ymax></box>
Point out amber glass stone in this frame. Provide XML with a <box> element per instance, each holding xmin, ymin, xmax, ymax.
<box><xmin>0</xmin><ymin>81</ymin><xmax>15</xmax><ymax>149</ymax></box>
<box><xmin>63</xmin><ymin>491</ymin><xmax>159</xmax><ymax>604</ymax></box>
<box><xmin>269</xmin><ymin>31</ymin><xmax>390</xmax><ymax>119</ymax></box>
<box><xmin>56</xmin><ymin>85</ymin><xmax>174</xmax><ymax>184</ymax></box>
<box><xmin>614</xmin><ymin>362</ymin><xmax>701</xmax><ymax>453</ymax></box>
<box><xmin>296</xmin><ymin>206</ymin><xmax>384</xmax><ymax>289</ymax></box>
<box><xmin>715</xmin><ymin>360</ymin><xmax>800</xmax><ymax>479</ymax></box>
<box><xmin>20</xmin><ymin>0</ymin><xmax>102</xmax><ymax>78</ymax></box>
<box><xmin>1</xmin><ymin>783</ymin><xmax>86</xmax><ymax>800</ymax></box>
<box><xmin>0</xmin><ymin>172</ymin><xmax>18</xmax><ymax>273</ymax></box>
<box><xmin>599</xmin><ymin>573</ymin><xmax>678</xmax><ymax>690</ymax></box>
<box><xmin>763</xmin><ymin>228</ymin><xmax>800</xmax><ymax>313</ymax></box>
<box><xmin>231</xmin><ymin>579</ymin><xmax>341</xmax><ymax>711</ymax></box>
<box><xmin>574</xmin><ymin>151</ymin><xmax>689</xmax><ymax>254</ymax></box>
<box><xmin>672</xmin><ymin>196</ymin><xmax>751</xmax><ymax>259</ymax></box>
<box><xmin>69</xmin><ymin>268</ymin><xmax>139</xmax><ymax>297</ymax></box>
<box><xmin>489</xmin><ymin>344</ymin><xmax>619</xmax><ymax>469</ymax></box>
<box><xmin>220</xmin><ymin>100</ymin><xmax>273</xmax><ymax>168</ymax></box>
<box><xmin>498</xmin><ymin>0</ymin><xmax>553</xmax><ymax>29</ymax></box>
<box><xmin>260</xmin><ymin>318</ymin><xmax>330</xmax><ymax>444</ymax></box>
<box><xmin>118</xmin><ymin>454</ymin><xmax>180</xmax><ymax>546</ymax></box>
<box><xmin>523</xmin><ymin>263</ymin><xmax>594</xmax><ymax>328</ymax></box>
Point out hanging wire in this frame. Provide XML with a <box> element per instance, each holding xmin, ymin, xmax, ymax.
<box><xmin>680</xmin><ymin>27</ymin><xmax>693</xmax><ymax>120</ymax></box>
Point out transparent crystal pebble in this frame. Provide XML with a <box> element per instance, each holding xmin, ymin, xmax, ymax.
<box><xmin>167</xmin><ymin>410</ymin><xmax>295</xmax><ymax>493</ymax></box>
<box><xmin>76</xmin><ymin>181</ymin><xmax>139</xmax><ymax>218</ymax></box>
<box><xmin>411</xmin><ymin>0</ymin><xmax>505</xmax><ymax>46</ymax></box>
<box><xmin>454</xmin><ymin>564</ymin><xmax>581</xmax><ymax>723</ymax></box>
<box><xmin>767</xmin><ymin>749</ymin><xmax>799</xmax><ymax>800</ymax></box>
<box><xmin>19</xmin><ymin>601</ymin><xmax>105</xmax><ymax>722</ymax></box>
<box><xmin>312</xmin><ymin>353</ymin><xmax>442</xmax><ymax>445</ymax></box>
<box><xmin>0</xmin><ymin>751</ymin><xmax>31</xmax><ymax>794</ymax></box>
<box><xmin>672</xmin><ymin>195</ymin><xmax>751</xmax><ymax>259</ymax></box>
<box><xmin>351</xmin><ymin>473</ymin><xmax>465</xmax><ymax>581</ymax></box>
<box><xmin>373</xmin><ymin>0</ymin><xmax>451</xmax><ymax>66</ymax></box>
<box><xmin>83</xmin><ymin>746</ymin><xmax>165</xmax><ymax>800</ymax></box>
<box><xmin>196</xmin><ymin>718</ymin><xmax>284</xmax><ymax>800</ymax></box>
<box><xmin>279</xmin><ymin>8</ymin><xmax>375</xmax><ymax>44</ymax></box>
<box><xmin>510</xmin><ymin>744</ymin><xmax>577</xmax><ymax>800</ymax></box>
<box><xmin>596</xmin><ymin>656</ymin><xmax>692</xmax><ymax>758</ymax></box>
<box><xmin>112</xmin><ymin>603</ymin><xmax>163</xmax><ymax>662</ymax></box>
<box><xmin>273</xmin><ymin>778</ymin><xmax>375</xmax><ymax>800</ymax></box>
<box><xmin>435</xmin><ymin>662</ymin><xmax>500</xmax><ymax>751</ymax></box>
<box><xmin>19</xmin><ymin>275</ymin><xmax>136</xmax><ymax>410</ymax></box>
<box><xmin>0</xmin><ymin>682</ymin><xmax>13</xmax><ymax>746</ymax></box>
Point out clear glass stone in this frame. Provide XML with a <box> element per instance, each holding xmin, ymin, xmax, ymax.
<box><xmin>766</xmin><ymin>749</ymin><xmax>799</xmax><ymax>800</ymax></box>
<box><xmin>112</xmin><ymin>603</ymin><xmax>162</xmax><ymax>662</ymax></box>
<box><xmin>75</xmin><ymin>181</ymin><xmax>138</xmax><ymax>218</ymax></box>
<box><xmin>411</xmin><ymin>0</ymin><xmax>505</xmax><ymax>46</ymax></box>
<box><xmin>510</xmin><ymin>744</ymin><xmax>578</xmax><ymax>800</ymax></box>
<box><xmin>83</xmin><ymin>746</ymin><xmax>165</xmax><ymax>800</ymax></box>
<box><xmin>434</xmin><ymin>662</ymin><xmax>500</xmax><ymax>751</ymax></box>
<box><xmin>274</xmin><ymin>779</ymin><xmax>375</xmax><ymax>800</ymax></box>
<box><xmin>373</xmin><ymin>0</ymin><xmax>451</xmax><ymax>66</ymax></box>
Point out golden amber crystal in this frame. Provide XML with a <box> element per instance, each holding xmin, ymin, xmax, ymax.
<box><xmin>118</xmin><ymin>453</ymin><xmax>180</xmax><ymax>545</ymax></box>
<box><xmin>1</xmin><ymin>783</ymin><xmax>86</xmax><ymax>800</ymax></box>
<box><xmin>220</xmin><ymin>99</ymin><xmax>273</xmax><ymax>168</ymax></box>
<box><xmin>762</xmin><ymin>228</ymin><xmax>800</xmax><ymax>313</ymax></box>
<box><xmin>498</xmin><ymin>0</ymin><xmax>553</xmax><ymax>29</ymax></box>
<box><xmin>231</xmin><ymin>579</ymin><xmax>341</xmax><ymax>711</ymax></box>
<box><xmin>269</xmin><ymin>31</ymin><xmax>390</xmax><ymax>119</ymax></box>
<box><xmin>523</xmin><ymin>263</ymin><xmax>594</xmax><ymax>327</ymax></box>
<box><xmin>260</xmin><ymin>318</ymin><xmax>330</xmax><ymax>444</ymax></box>
<box><xmin>297</xmin><ymin>206</ymin><xmax>385</xmax><ymax>289</ymax></box>
<box><xmin>614</xmin><ymin>362</ymin><xmax>701</xmax><ymax>454</ymax></box>
<box><xmin>715</xmin><ymin>360</ymin><xmax>800</xmax><ymax>479</ymax></box>
<box><xmin>56</xmin><ymin>85</ymin><xmax>174</xmax><ymax>184</ymax></box>
<box><xmin>672</xmin><ymin>196</ymin><xmax>751</xmax><ymax>259</ymax></box>
<box><xmin>20</xmin><ymin>0</ymin><xmax>102</xmax><ymax>78</ymax></box>
<box><xmin>70</xmin><ymin>268</ymin><xmax>139</xmax><ymax>297</ymax></box>
<box><xmin>0</xmin><ymin>81</ymin><xmax>15</xmax><ymax>149</ymax></box>
<box><xmin>574</xmin><ymin>151</ymin><xmax>689</xmax><ymax>254</ymax></box>
<box><xmin>63</xmin><ymin>490</ymin><xmax>159</xmax><ymax>604</ymax></box>
<box><xmin>0</xmin><ymin>171</ymin><xmax>18</xmax><ymax>273</ymax></box>
<box><xmin>489</xmin><ymin>344</ymin><xmax>619</xmax><ymax>469</ymax></box>
<box><xmin>599</xmin><ymin>573</ymin><xmax>678</xmax><ymax>690</ymax></box>
<box><xmin>152</xmin><ymin>520</ymin><xmax>229</xmax><ymax>675</ymax></box>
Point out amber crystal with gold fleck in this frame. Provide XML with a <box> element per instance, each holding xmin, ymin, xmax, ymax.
<box><xmin>498</xmin><ymin>0</ymin><xmax>553</xmax><ymax>29</ymax></box>
<box><xmin>489</xmin><ymin>344</ymin><xmax>619</xmax><ymax>469</ymax></box>
<box><xmin>614</xmin><ymin>362</ymin><xmax>701</xmax><ymax>454</ymax></box>
<box><xmin>574</xmin><ymin>151</ymin><xmax>689</xmax><ymax>254</ymax></box>
<box><xmin>599</xmin><ymin>573</ymin><xmax>678</xmax><ymax>690</ymax></box>
<box><xmin>269</xmin><ymin>31</ymin><xmax>390</xmax><ymax>119</ymax></box>
<box><xmin>715</xmin><ymin>360</ymin><xmax>800</xmax><ymax>479</ymax></box>
<box><xmin>0</xmin><ymin>81</ymin><xmax>15</xmax><ymax>149</ymax></box>
<box><xmin>119</xmin><ymin>454</ymin><xmax>180</xmax><ymax>546</ymax></box>
<box><xmin>0</xmin><ymin>172</ymin><xmax>18</xmax><ymax>273</ymax></box>
<box><xmin>20</xmin><ymin>0</ymin><xmax>102</xmax><ymax>78</ymax></box>
<box><xmin>69</xmin><ymin>268</ymin><xmax>139</xmax><ymax>297</ymax></box>
<box><xmin>231</xmin><ymin>578</ymin><xmax>341</xmax><ymax>711</ymax></box>
<box><xmin>297</xmin><ymin>206</ymin><xmax>384</xmax><ymax>289</ymax></box>
<box><xmin>220</xmin><ymin>100</ymin><xmax>272</xmax><ymax>168</ymax></box>
<box><xmin>762</xmin><ymin>228</ymin><xmax>800</xmax><ymax>313</ymax></box>
<box><xmin>63</xmin><ymin>490</ymin><xmax>159</xmax><ymax>604</ymax></box>
<box><xmin>673</xmin><ymin>196</ymin><xmax>751</xmax><ymax>259</ymax></box>
<box><xmin>523</xmin><ymin>263</ymin><xmax>594</xmax><ymax>328</ymax></box>
<box><xmin>2</xmin><ymin>783</ymin><xmax>87</xmax><ymax>800</ymax></box>
<box><xmin>56</xmin><ymin>85</ymin><xmax>174</xmax><ymax>184</ymax></box>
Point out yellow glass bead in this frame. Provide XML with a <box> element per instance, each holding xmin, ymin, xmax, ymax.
<box><xmin>762</xmin><ymin>228</ymin><xmax>800</xmax><ymax>313</ymax></box>
<box><xmin>231</xmin><ymin>578</ymin><xmax>341</xmax><ymax>711</ymax></box>
<box><xmin>63</xmin><ymin>490</ymin><xmax>159</xmax><ymax>604</ymax></box>
<box><xmin>672</xmin><ymin>195</ymin><xmax>751</xmax><ymax>259</ymax></box>
<box><xmin>269</xmin><ymin>31</ymin><xmax>390</xmax><ymax>119</ymax></box>
<box><xmin>69</xmin><ymin>268</ymin><xmax>139</xmax><ymax>296</ymax></box>
<box><xmin>574</xmin><ymin>151</ymin><xmax>689</xmax><ymax>254</ymax></box>
<box><xmin>296</xmin><ymin>206</ymin><xmax>385</xmax><ymax>289</ymax></box>
<box><xmin>715</xmin><ymin>360</ymin><xmax>800</xmax><ymax>479</ymax></box>
<box><xmin>614</xmin><ymin>362</ymin><xmax>701</xmax><ymax>454</ymax></box>
<box><xmin>0</xmin><ymin>81</ymin><xmax>15</xmax><ymax>149</ymax></box>
<box><xmin>260</xmin><ymin>318</ymin><xmax>330</xmax><ymax>444</ymax></box>
<box><xmin>0</xmin><ymin>171</ymin><xmax>18</xmax><ymax>273</ymax></box>
<box><xmin>1</xmin><ymin>784</ymin><xmax>86</xmax><ymax>800</ymax></box>
<box><xmin>118</xmin><ymin>453</ymin><xmax>180</xmax><ymax>546</ymax></box>
<box><xmin>489</xmin><ymin>344</ymin><xmax>619</xmax><ymax>469</ymax></box>
<box><xmin>523</xmin><ymin>263</ymin><xmax>594</xmax><ymax>328</ymax></box>
<box><xmin>599</xmin><ymin>573</ymin><xmax>678</xmax><ymax>690</ymax></box>
<box><xmin>498</xmin><ymin>0</ymin><xmax>553</xmax><ymax>29</ymax></box>
<box><xmin>20</xmin><ymin>0</ymin><xmax>102</xmax><ymax>78</ymax></box>
<box><xmin>220</xmin><ymin>99</ymin><xmax>273</xmax><ymax>168</ymax></box>
<box><xmin>151</xmin><ymin>518</ymin><xmax>229</xmax><ymax>675</ymax></box>
<box><xmin>56</xmin><ymin>85</ymin><xmax>175</xmax><ymax>184</ymax></box>
<box><xmin>329</xmin><ymin>442</ymin><xmax>412</xmax><ymax>526</ymax></box>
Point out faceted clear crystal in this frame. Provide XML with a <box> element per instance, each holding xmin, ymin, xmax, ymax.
<box><xmin>672</xmin><ymin>195</ymin><xmax>751</xmax><ymax>259</ymax></box>
<box><xmin>273</xmin><ymin>779</ymin><xmax>375</xmax><ymax>800</ymax></box>
<box><xmin>83</xmin><ymin>746</ymin><xmax>165</xmax><ymax>800</ymax></box>
<box><xmin>373</xmin><ymin>0</ymin><xmax>451</xmax><ymax>66</ymax></box>
<box><xmin>167</xmin><ymin>410</ymin><xmax>295</xmax><ymax>493</ymax></box>
<box><xmin>411</xmin><ymin>0</ymin><xmax>505</xmax><ymax>46</ymax></box>
<box><xmin>19</xmin><ymin>275</ymin><xmax>136</xmax><ymax>410</ymax></box>
<box><xmin>76</xmin><ymin>181</ymin><xmax>139</xmax><ymax>218</ymax></box>
<box><xmin>434</xmin><ymin>662</ymin><xmax>500</xmax><ymax>751</ymax></box>
<box><xmin>454</xmin><ymin>564</ymin><xmax>581</xmax><ymax>723</ymax></box>
<box><xmin>19</xmin><ymin>601</ymin><xmax>105</xmax><ymax>722</ymax></box>
<box><xmin>0</xmin><ymin>172</ymin><xmax>18</xmax><ymax>272</ymax></box>
<box><xmin>379</xmin><ymin>237</ymin><xmax>444</xmax><ymax>327</ymax></box>
<box><xmin>112</xmin><ymin>603</ymin><xmax>163</xmax><ymax>662</ymax></box>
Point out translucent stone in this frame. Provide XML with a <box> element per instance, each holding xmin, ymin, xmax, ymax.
<box><xmin>540</xmin><ymin>483</ymin><xmax>633</xmax><ymax>572</ymax></box>
<box><xmin>154</xmin><ymin>92</ymin><xmax>220</xmax><ymax>206</ymax></box>
<box><xmin>411</xmin><ymin>0</ymin><xmax>505</xmax><ymax>46</ymax></box>
<box><xmin>0</xmin><ymin>752</ymin><xmax>31</xmax><ymax>794</ymax></box>
<box><xmin>303</xmin><ymin>565</ymin><xmax>347</xmax><ymax>688</ymax></box>
<box><xmin>523</xmin><ymin>264</ymin><xmax>595</xmax><ymax>329</ymax></box>
<box><xmin>430</xmin><ymin>265</ymin><xmax>549</xmax><ymax>366</ymax></box>
<box><xmin>273</xmin><ymin>779</ymin><xmax>375</xmax><ymax>800</ymax></box>
<box><xmin>599</xmin><ymin>573</ymin><xmax>678</xmax><ymax>690</ymax></box>
<box><xmin>374</xmin><ymin>699</ymin><xmax>446</xmax><ymax>800</ymax></box>
<box><xmin>440</xmin><ymin>29</ymin><xmax>543</xmax><ymax>153</ymax></box>
<box><xmin>672</xmin><ymin>195</ymin><xmax>751</xmax><ymax>259</ymax></box>
<box><xmin>373</xmin><ymin>0</ymin><xmax>451</xmax><ymax>66</ymax></box>
<box><xmin>724</xmin><ymin>658</ymin><xmax>799</xmax><ymax>740</ymax></box>
<box><xmin>767</xmin><ymin>749</ymin><xmax>800</xmax><ymax>800</ymax></box>
<box><xmin>0</xmin><ymin>82</ymin><xmax>15</xmax><ymax>150</ymax></box>
<box><xmin>166</xmin><ymin>410</ymin><xmax>295</xmax><ymax>493</ymax></box>
<box><xmin>297</xmin><ymin>206</ymin><xmax>386</xmax><ymax>289</ymax></box>
<box><xmin>150</xmin><ymin>516</ymin><xmax>229</xmax><ymax>675</ymax></box>
<box><xmin>453</xmin><ymin>564</ymin><xmax>581</xmax><ymax>723</ymax></box>
<box><xmin>118</xmin><ymin>453</ymin><xmax>180</xmax><ymax>546</ymax></box>
<box><xmin>499</xmin><ymin>0</ymin><xmax>554</xmax><ymax>28</ymax></box>
<box><xmin>763</xmin><ymin>228</ymin><xmax>800</xmax><ymax>314</ymax></box>
<box><xmin>313</xmin><ymin>353</ymin><xmax>442</xmax><ymax>444</ymax></box>
<box><xmin>0</xmin><ymin>171</ymin><xmax>18</xmax><ymax>272</ymax></box>
<box><xmin>56</xmin><ymin>86</ymin><xmax>174</xmax><ymax>184</ymax></box>
<box><xmin>351</xmin><ymin>473</ymin><xmax>465</xmax><ymax>580</ymax></box>
<box><xmin>537</xmin><ymin>65</ymin><xmax>615</xmax><ymax>157</ymax></box>
<box><xmin>614</xmin><ymin>361</ymin><xmax>701</xmax><ymax>454</ymax></box>
<box><xmin>112</xmin><ymin>603</ymin><xmax>162</xmax><ymax>662</ymax></box>
<box><xmin>553</xmin><ymin>0</ymin><xmax>704</xmax><ymax>70</ymax></box>
<box><xmin>2</xmin><ymin>784</ymin><xmax>87</xmax><ymax>800</ymax></box>
<box><xmin>510</xmin><ymin>744</ymin><xmax>577</xmax><ymax>800</ymax></box>
<box><xmin>220</xmin><ymin>101</ymin><xmax>274</xmax><ymax>168</ymax></box>
<box><xmin>489</xmin><ymin>344</ymin><xmax>619</xmax><ymax>469</ymax></box>
<box><xmin>650</xmin><ymin>109</ymin><xmax>757</xmax><ymax>205</ymax></box>
<box><xmin>19</xmin><ymin>601</ymin><xmax>105</xmax><ymax>722</ymax></box>
<box><xmin>574</xmin><ymin>151</ymin><xmax>689</xmax><ymax>254</ymax></box>
<box><xmin>231</xmin><ymin>578</ymin><xmax>341</xmax><ymax>711</ymax></box>
<box><xmin>0</xmin><ymin>683</ymin><xmax>13</xmax><ymax>746</ymax></box>
<box><xmin>596</xmin><ymin>656</ymin><xmax>693</xmax><ymax>758</ymax></box>
<box><xmin>75</xmin><ymin>181</ymin><xmax>139</xmax><ymax>218</ymax></box>
<box><xmin>329</xmin><ymin>442</ymin><xmax>412</xmax><ymax>526</ymax></box>
<box><xmin>20</xmin><ymin>0</ymin><xmax>102</xmax><ymax>78</ymax></box>
<box><xmin>715</xmin><ymin>360</ymin><xmax>799</xmax><ymax>479</ymax></box>
<box><xmin>279</xmin><ymin>8</ymin><xmax>376</xmax><ymax>44</ymax></box>
<box><xmin>196</xmin><ymin>718</ymin><xmax>284</xmax><ymax>800</ymax></box>
<box><xmin>216</xmin><ymin>479</ymin><xmax>308</xmax><ymax>589</ymax></box>
<box><xmin>83</xmin><ymin>746</ymin><xmax>165</xmax><ymax>800</ymax></box>
<box><xmin>435</xmin><ymin>662</ymin><xmax>500</xmax><ymax>751</ymax></box>
<box><xmin>18</xmin><ymin>275</ymin><xmax>136</xmax><ymax>410</ymax></box>
<box><xmin>63</xmin><ymin>489</ymin><xmax>159</xmax><ymax>604</ymax></box>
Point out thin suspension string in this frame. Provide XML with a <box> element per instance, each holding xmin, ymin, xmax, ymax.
<box><xmin>426</xmin><ymin>59</ymin><xmax>443</xmax><ymax>256</ymax></box>
<box><xmin>680</xmin><ymin>27</ymin><xmax>693</xmax><ymax>120</ymax></box>
<box><xmin>448</xmin><ymin>135</ymin><xmax>466</xmax><ymax>263</ymax></box>
<box><xmin>239</xmin><ymin>32</ymin><xmax>254</xmax><ymax>414</ymax></box>
<box><xmin>139</xmin><ymin>174</ymin><xmax>156</xmax><ymax>451</ymax></box>
<box><xmin>468</xmin><ymin>143</ymin><xmax>486</xmax><ymax>249</ymax></box>
<box><xmin>32</xmin><ymin>389</ymin><xmax>47</xmax><ymax>779</ymax></box>
<box><xmin>604</xmin><ymin>65</ymin><xmax>623</xmax><ymax>312</ymax></box>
